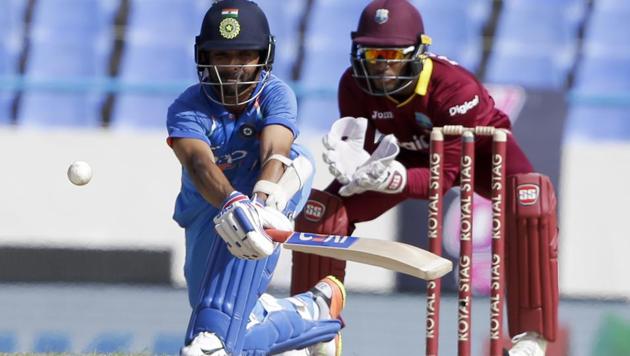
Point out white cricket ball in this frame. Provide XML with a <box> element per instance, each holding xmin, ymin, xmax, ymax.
<box><xmin>67</xmin><ymin>161</ymin><xmax>93</xmax><ymax>186</ymax></box>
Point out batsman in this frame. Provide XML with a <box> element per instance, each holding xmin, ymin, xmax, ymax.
<box><xmin>291</xmin><ymin>1</ymin><xmax>558</xmax><ymax>355</ymax></box>
<box><xmin>167</xmin><ymin>1</ymin><xmax>345</xmax><ymax>355</ymax></box>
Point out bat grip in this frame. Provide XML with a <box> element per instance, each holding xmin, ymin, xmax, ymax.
<box><xmin>264</xmin><ymin>228</ymin><xmax>293</xmax><ymax>243</ymax></box>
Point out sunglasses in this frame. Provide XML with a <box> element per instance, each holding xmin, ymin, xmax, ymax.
<box><xmin>360</xmin><ymin>46</ymin><xmax>416</xmax><ymax>64</ymax></box>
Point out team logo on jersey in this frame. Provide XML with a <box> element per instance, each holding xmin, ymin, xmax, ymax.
<box><xmin>216</xmin><ymin>150</ymin><xmax>248</xmax><ymax>171</ymax></box>
<box><xmin>375</xmin><ymin>9</ymin><xmax>389</xmax><ymax>24</ymax></box>
<box><xmin>303</xmin><ymin>200</ymin><xmax>325</xmax><ymax>222</ymax></box>
<box><xmin>516</xmin><ymin>184</ymin><xmax>540</xmax><ymax>206</ymax></box>
<box><xmin>219</xmin><ymin>17</ymin><xmax>240</xmax><ymax>39</ymax></box>
<box><xmin>239</xmin><ymin>124</ymin><xmax>256</xmax><ymax>138</ymax></box>
<box><xmin>414</xmin><ymin>112</ymin><xmax>433</xmax><ymax>129</ymax></box>
<box><xmin>371</xmin><ymin>110</ymin><xmax>393</xmax><ymax>120</ymax></box>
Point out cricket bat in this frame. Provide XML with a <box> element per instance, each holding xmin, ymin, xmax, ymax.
<box><xmin>265</xmin><ymin>229</ymin><xmax>452</xmax><ymax>280</ymax></box>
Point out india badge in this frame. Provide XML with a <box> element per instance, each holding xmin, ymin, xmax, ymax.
<box><xmin>219</xmin><ymin>8</ymin><xmax>240</xmax><ymax>39</ymax></box>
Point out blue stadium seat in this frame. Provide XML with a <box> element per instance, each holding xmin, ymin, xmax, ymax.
<box><xmin>127</xmin><ymin>0</ymin><xmax>205</xmax><ymax>45</ymax></box>
<box><xmin>297</xmin><ymin>96</ymin><xmax>339</xmax><ymax>132</ymax></box>
<box><xmin>0</xmin><ymin>0</ymin><xmax>28</xmax><ymax>124</ymax></box>
<box><xmin>20</xmin><ymin>92</ymin><xmax>105</xmax><ymax>127</ymax></box>
<box><xmin>0</xmin><ymin>332</ymin><xmax>16</xmax><ymax>353</ymax></box>
<box><xmin>301</xmin><ymin>0</ymin><xmax>363</xmax><ymax>91</ymax></box>
<box><xmin>596</xmin><ymin>0</ymin><xmax>630</xmax><ymax>11</ymax></box>
<box><xmin>0</xmin><ymin>41</ymin><xmax>19</xmax><ymax>124</ymax></box>
<box><xmin>486</xmin><ymin>0</ymin><xmax>585</xmax><ymax>89</ymax></box>
<box><xmin>118</xmin><ymin>41</ymin><xmax>197</xmax><ymax>83</ymax></box>
<box><xmin>83</xmin><ymin>332</ymin><xmax>132</xmax><ymax>354</ymax></box>
<box><xmin>18</xmin><ymin>38</ymin><xmax>108</xmax><ymax>127</ymax></box>
<box><xmin>109</xmin><ymin>0</ymin><xmax>205</xmax><ymax>129</ymax></box>
<box><xmin>33</xmin><ymin>332</ymin><xmax>71</xmax><ymax>353</ymax></box>
<box><xmin>298</xmin><ymin>0</ymin><xmax>364</xmax><ymax>127</ymax></box>
<box><xmin>256</xmin><ymin>0</ymin><xmax>304</xmax><ymax>82</ymax></box>
<box><xmin>111</xmin><ymin>93</ymin><xmax>177</xmax><ymax>129</ymax></box>
<box><xmin>583</xmin><ymin>6</ymin><xmax>630</xmax><ymax>55</ymax></box>
<box><xmin>428</xmin><ymin>41</ymin><xmax>482</xmax><ymax>74</ymax></box>
<box><xmin>573</xmin><ymin>54</ymin><xmax>630</xmax><ymax>94</ymax></box>
<box><xmin>110</xmin><ymin>42</ymin><xmax>196</xmax><ymax>129</ymax></box>
<box><xmin>504</xmin><ymin>0</ymin><xmax>584</xmax><ymax>5</ymax></box>
<box><xmin>30</xmin><ymin>0</ymin><xmax>116</xmax><ymax>38</ymax></box>
<box><xmin>0</xmin><ymin>94</ymin><xmax>12</xmax><ymax>124</ymax></box>
<box><xmin>494</xmin><ymin>0</ymin><xmax>585</xmax><ymax>51</ymax></box>
<box><xmin>17</xmin><ymin>0</ymin><xmax>115</xmax><ymax>127</ymax></box>
<box><xmin>412</xmin><ymin>0</ymin><xmax>489</xmax><ymax>72</ymax></box>
<box><xmin>0</xmin><ymin>0</ymin><xmax>29</xmax><ymax>35</ymax></box>
<box><xmin>152</xmin><ymin>332</ymin><xmax>181</xmax><ymax>355</ymax></box>
<box><xmin>413</xmin><ymin>0</ymin><xmax>492</xmax><ymax>28</ymax></box>
<box><xmin>485</xmin><ymin>47</ymin><xmax>573</xmax><ymax>89</ymax></box>
<box><xmin>565</xmin><ymin>104</ymin><xmax>630</xmax><ymax>142</ymax></box>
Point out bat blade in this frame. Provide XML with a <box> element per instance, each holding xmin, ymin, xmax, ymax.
<box><xmin>266</xmin><ymin>229</ymin><xmax>452</xmax><ymax>280</ymax></box>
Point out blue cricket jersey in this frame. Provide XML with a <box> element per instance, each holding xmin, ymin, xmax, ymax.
<box><xmin>166</xmin><ymin>73</ymin><xmax>307</xmax><ymax>228</ymax></box>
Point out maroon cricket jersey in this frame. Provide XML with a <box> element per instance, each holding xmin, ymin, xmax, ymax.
<box><xmin>337</xmin><ymin>54</ymin><xmax>532</xmax><ymax>200</ymax></box>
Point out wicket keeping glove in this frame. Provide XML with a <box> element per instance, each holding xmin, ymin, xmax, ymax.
<box><xmin>338</xmin><ymin>134</ymin><xmax>407</xmax><ymax>197</ymax></box>
<box><xmin>322</xmin><ymin>117</ymin><xmax>371</xmax><ymax>185</ymax></box>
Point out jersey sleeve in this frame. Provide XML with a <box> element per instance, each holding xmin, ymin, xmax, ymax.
<box><xmin>338</xmin><ymin>70</ymin><xmax>378</xmax><ymax>152</ymax></box>
<box><xmin>338</xmin><ymin>71</ymin><xmax>365</xmax><ymax>118</ymax></box>
<box><xmin>166</xmin><ymin>98</ymin><xmax>212</xmax><ymax>147</ymax></box>
<box><xmin>259</xmin><ymin>79</ymin><xmax>299</xmax><ymax>138</ymax></box>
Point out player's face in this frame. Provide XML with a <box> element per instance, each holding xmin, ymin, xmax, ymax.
<box><xmin>359</xmin><ymin>46</ymin><xmax>415</xmax><ymax>92</ymax></box>
<box><xmin>207</xmin><ymin>49</ymin><xmax>261</xmax><ymax>98</ymax></box>
<box><xmin>365</xmin><ymin>60</ymin><xmax>407</xmax><ymax>91</ymax></box>
<box><xmin>362</xmin><ymin>47</ymin><xmax>413</xmax><ymax>92</ymax></box>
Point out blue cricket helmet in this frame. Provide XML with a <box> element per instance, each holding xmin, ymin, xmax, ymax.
<box><xmin>195</xmin><ymin>0</ymin><xmax>275</xmax><ymax>106</ymax></box>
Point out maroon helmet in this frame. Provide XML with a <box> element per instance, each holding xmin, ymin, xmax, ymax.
<box><xmin>350</xmin><ymin>0</ymin><xmax>432</xmax><ymax>96</ymax></box>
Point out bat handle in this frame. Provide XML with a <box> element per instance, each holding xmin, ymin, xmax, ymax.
<box><xmin>264</xmin><ymin>228</ymin><xmax>293</xmax><ymax>243</ymax></box>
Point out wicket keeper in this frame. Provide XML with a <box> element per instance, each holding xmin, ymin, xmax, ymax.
<box><xmin>291</xmin><ymin>1</ymin><xmax>559</xmax><ymax>355</ymax></box>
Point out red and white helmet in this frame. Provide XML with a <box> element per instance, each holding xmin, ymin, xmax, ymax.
<box><xmin>350</xmin><ymin>0</ymin><xmax>432</xmax><ymax>96</ymax></box>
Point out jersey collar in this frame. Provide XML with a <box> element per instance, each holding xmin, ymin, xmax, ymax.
<box><xmin>387</xmin><ymin>57</ymin><xmax>433</xmax><ymax>108</ymax></box>
<box><xmin>414</xmin><ymin>56</ymin><xmax>433</xmax><ymax>96</ymax></box>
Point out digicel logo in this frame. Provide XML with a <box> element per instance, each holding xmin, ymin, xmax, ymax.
<box><xmin>517</xmin><ymin>184</ymin><xmax>540</xmax><ymax>206</ymax></box>
<box><xmin>449</xmin><ymin>95</ymin><xmax>479</xmax><ymax>116</ymax></box>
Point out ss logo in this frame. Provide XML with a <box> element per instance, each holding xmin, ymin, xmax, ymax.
<box><xmin>517</xmin><ymin>184</ymin><xmax>540</xmax><ymax>206</ymax></box>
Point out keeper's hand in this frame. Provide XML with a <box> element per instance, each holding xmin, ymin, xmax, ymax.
<box><xmin>339</xmin><ymin>134</ymin><xmax>407</xmax><ymax>197</ymax></box>
<box><xmin>213</xmin><ymin>192</ymin><xmax>292</xmax><ymax>259</ymax></box>
<box><xmin>322</xmin><ymin>117</ymin><xmax>371</xmax><ymax>184</ymax></box>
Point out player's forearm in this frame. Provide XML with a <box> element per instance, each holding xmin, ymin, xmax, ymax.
<box><xmin>255</xmin><ymin>151</ymin><xmax>290</xmax><ymax>202</ymax></box>
<box><xmin>185</xmin><ymin>154</ymin><xmax>234</xmax><ymax>208</ymax></box>
<box><xmin>257</xmin><ymin>125</ymin><xmax>294</xmax><ymax>200</ymax></box>
<box><xmin>258</xmin><ymin>158</ymin><xmax>285</xmax><ymax>183</ymax></box>
<box><xmin>404</xmin><ymin>167</ymin><xmax>431</xmax><ymax>199</ymax></box>
<box><xmin>405</xmin><ymin>163</ymin><xmax>458</xmax><ymax>199</ymax></box>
